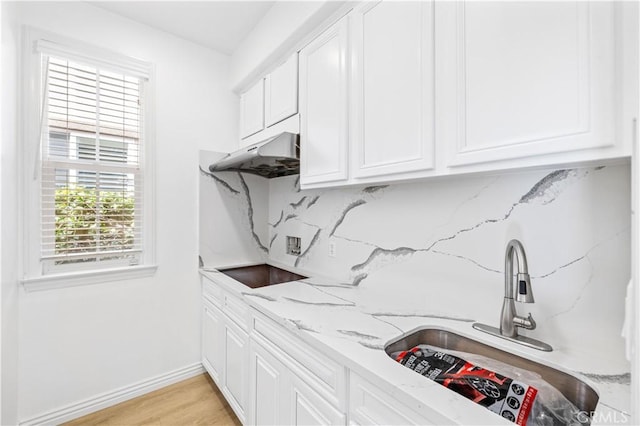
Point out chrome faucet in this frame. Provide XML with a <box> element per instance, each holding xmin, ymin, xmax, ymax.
<box><xmin>501</xmin><ymin>239</ymin><xmax>536</xmax><ymax>336</ymax></box>
<box><xmin>473</xmin><ymin>239</ymin><xmax>552</xmax><ymax>351</ymax></box>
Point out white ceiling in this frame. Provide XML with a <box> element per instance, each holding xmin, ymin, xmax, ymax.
<box><xmin>91</xmin><ymin>1</ymin><xmax>275</xmax><ymax>55</ymax></box>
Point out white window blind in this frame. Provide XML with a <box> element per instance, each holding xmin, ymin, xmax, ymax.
<box><xmin>41</xmin><ymin>55</ymin><xmax>144</xmax><ymax>270</ymax></box>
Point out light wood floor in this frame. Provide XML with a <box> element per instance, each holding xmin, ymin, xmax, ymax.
<box><xmin>64</xmin><ymin>374</ymin><xmax>241</xmax><ymax>426</ymax></box>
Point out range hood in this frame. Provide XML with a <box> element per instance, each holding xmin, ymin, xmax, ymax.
<box><xmin>209</xmin><ymin>132</ymin><xmax>300</xmax><ymax>178</ymax></box>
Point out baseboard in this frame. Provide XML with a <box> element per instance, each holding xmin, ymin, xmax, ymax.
<box><xmin>19</xmin><ymin>362</ymin><xmax>205</xmax><ymax>426</ymax></box>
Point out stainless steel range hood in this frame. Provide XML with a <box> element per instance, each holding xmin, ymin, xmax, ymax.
<box><xmin>208</xmin><ymin>132</ymin><xmax>299</xmax><ymax>178</ymax></box>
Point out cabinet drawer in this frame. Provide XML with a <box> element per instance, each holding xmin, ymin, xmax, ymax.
<box><xmin>202</xmin><ymin>276</ymin><xmax>222</xmax><ymax>307</ymax></box>
<box><xmin>224</xmin><ymin>293</ymin><xmax>250</xmax><ymax>332</ymax></box>
<box><xmin>251</xmin><ymin>311</ymin><xmax>346</xmax><ymax>409</ymax></box>
<box><xmin>349</xmin><ymin>372</ymin><xmax>440</xmax><ymax>425</ymax></box>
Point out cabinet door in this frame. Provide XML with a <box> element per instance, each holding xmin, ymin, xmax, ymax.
<box><xmin>240</xmin><ymin>79</ymin><xmax>265</xmax><ymax>139</ymax></box>
<box><xmin>351</xmin><ymin>1</ymin><xmax>435</xmax><ymax>179</ymax></box>
<box><xmin>440</xmin><ymin>1</ymin><xmax>617</xmax><ymax>166</ymax></box>
<box><xmin>265</xmin><ymin>54</ymin><xmax>299</xmax><ymax>127</ymax></box>
<box><xmin>202</xmin><ymin>302</ymin><xmax>223</xmax><ymax>385</ymax></box>
<box><xmin>249</xmin><ymin>339</ymin><xmax>289</xmax><ymax>425</ymax></box>
<box><xmin>299</xmin><ymin>15</ymin><xmax>350</xmax><ymax>185</ymax></box>
<box><xmin>290</xmin><ymin>375</ymin><xmax>346</xmax><ymax>426</ymax></box>
<box><xmin>223</xmin><ymin>318</ymin><xmax>249</xmax><ymax>423</ymax></box>
<box><xmin>349</xmin><ymin>372</ymin><xmax>442</xmax><ymax>425</ymax></box>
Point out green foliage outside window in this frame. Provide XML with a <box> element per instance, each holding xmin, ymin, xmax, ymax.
<box><xmin>55</xmin><ymin>186</ymin><xmax>135</xmax><ymax>255</ymax></box>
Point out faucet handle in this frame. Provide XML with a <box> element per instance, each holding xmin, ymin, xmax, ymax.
<box><xmin>514</xmin><ymin>313</ymin><xmax>536</xmax><ymax>330</ymax></box>
<box><xmin>515</xmin><ymin>273</ymin><xmax>535</xmax><ymax>303</ymax></box>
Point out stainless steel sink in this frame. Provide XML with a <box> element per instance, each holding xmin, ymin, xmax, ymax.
<box><xmin>385</xmin><ymin>327</ymin><xmax>599</xmax><ymax>414</ymax></box>
<box><xmin>219</xmin><ymin>264</ymin><xmax>306</xmax><ymax>289</ymax></box>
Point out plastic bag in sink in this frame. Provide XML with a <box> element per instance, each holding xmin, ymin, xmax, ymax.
<box><xmin>391</xmin><ymin>344</ymin><xmax>587</xmax><ymax>426</ymax></box>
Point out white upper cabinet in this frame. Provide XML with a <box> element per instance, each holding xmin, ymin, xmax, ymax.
<box><xmin>299</xmin><ymin>15</ymin><xmax>350</xmax><ymax>186</ymax></box>
<box><xmin>265</xmin><ymin>54</ymin><xmax>299</xmax><ymax>127</ymax></box>
<box><xmin>439</xmin><ymin>1</ymin><xmax>620</xmax><ymax>167</ymax></box>
<box><xmin>296</xmin><ymin>1</ymin><xmax>631</xmax><ymax>189</ymax></box>
<box><xmin>350</xmin><ymin>1</ymin><xmax>435</xmax><ymax>179</ymax></box>
<box><xmin>240</xmin><ymin>79</ymin><xmax>265</xmax><ymax>139</ymax></box>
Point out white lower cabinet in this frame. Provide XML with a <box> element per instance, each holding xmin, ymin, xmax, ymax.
<box><xmin>248</xmin><ymin>310</ymin><xmax>347</xmax><ymax>425</ymax></box>
<box><xmin>249</xmin><ymin>338</ymin><xmax>346</xmax><ymax>425</ymax></box>
<box><xmin>222</xmin><ymin>317</ymin><xmax>249</xmax><ymax>422</ymax></box>
<box><xmin>250</xmin><ymin>338</ymin><xmax>288</xmax><ymax>425</ymax></box>
<box><xmin>349</xmin><ymin>372</ymin><xmax>444</xmax><ymax>425</ymax></box>
<box><xmin>201</xmin><ymin>276</ymin><xmax>249</xmax><ymax>424</ymax></box>
<box><xmin>290</xmin><ymin>374</ymin><xmax>345</xmax><ymax>425</ymax></box>
<box><xmin>202</xmin><ymin>301</ymin><xmax>223</xmax><ymax>383</ymax></box>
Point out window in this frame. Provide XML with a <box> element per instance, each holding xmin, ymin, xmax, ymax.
<box><xmin>23</xmin><ymin>29</ymin><xmax>156</xmax><ymax>288</ymax></box>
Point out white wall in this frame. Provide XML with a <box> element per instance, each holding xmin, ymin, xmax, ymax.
<box><xmin>2</xmin><ymin>1</ymin><xmax>21</xmax><ymax>423</ymax></box>
<box><xmin>1</xmin><ymin>2</ymin><xmax>237</xmax><ymax>422</ymax></box>
<box><xmin>229</xmin><ymin>1</ymin><xmax>345</xmax><ymax>91</ymax></box>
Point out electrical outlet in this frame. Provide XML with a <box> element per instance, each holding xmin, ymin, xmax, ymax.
<box><xmin>286</xmin><ymin>236</ymin><xmax>301</xmax><ymax>256</ymax></box>
<box><xmin>328</xmin><ymin>241</ymin><xmax>337</xmax><ymax>257</ymax></box>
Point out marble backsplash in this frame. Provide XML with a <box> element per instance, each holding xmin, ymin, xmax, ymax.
<box><xmin>200</xmin><ymin>154</ymin><xmax>631</xmax><ymax>371</ymax></box>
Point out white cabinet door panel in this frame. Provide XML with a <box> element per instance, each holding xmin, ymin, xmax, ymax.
<box><xmin>202</xmin><ymin>303</ymin><xmax>223</xmax><ymax>384</ymax></box>
<box><xmin>249</xmin><ymin>339</ymin><xmax>290</xmax><ymax>426</ymax></box>
<box><xmin>349</xmin><ymin>372</ymin><xmax>443</xmax><ymax>425</ymax></box>
<box><xmin>240</xmin><ymin>79</ymin><xmax>265</xmax><ymax>139</ymax></box>
<box><xmin>300</xmin><ymin>15</ymin><xmax>350</xmax><ymax>185</ymax></box>
<box><xmin>291</xmin><ymin>375</ymin><xmax>346</xmax><ymax>426</ymax></box>
<box><xmin>223</xmin><ymin>319</ymin><xmax>248</xmax><ymax>423</ymax></box>
<box><xmin>440</xmin><ymin>1</ymin><xmax>616</xmax><ymax>166</ymax></box>
<box><xmin>265</xmin><ymin>54</ymin><xmax>298</xmax><ymax>127</ymax></box>
<box><xmin>351</xmin><ymin>1</ymin><xmax>435</xmax><ymax>178</ymax></box>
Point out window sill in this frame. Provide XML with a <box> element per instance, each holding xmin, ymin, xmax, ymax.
<box><xmin>21</xmin><ymin>264</ymin><xmax>158</xmax><ymax>292</ymax></box>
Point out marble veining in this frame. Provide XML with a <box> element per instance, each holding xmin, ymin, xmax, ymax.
<box><xmin>199</xmin><ymin>166</ymin><xmax>240</xmax><ymax>195</ymax></box>
<box><xmin>362</xmin><ymin>185</ymin><xmax>389</xmax><ymax>193</ymax></box>
<box><xmin>265</xmin><ymin>164</ymin><xmax>631</xmax><ymax>385</ymax></box>
<box><xmin>294</xmin><ymin>228</ymin><xmax>321</xmax><ymax>267</ymax></box>
<box><xmin>242</xmin><ymin>292</ymin><xmax>277</xmax><ymax>302</ymax></box>
<box><xmin>269</xmin><ymin>234</ymin><xmax>278</xmax><ymax>248</ymax></box>
<box><xmin>371</xmin><ymin>312</ymin><xmax>476</xmax><ymax>323</ymax></box>
<box><xmin>298</xmin><ymin>278</ymin><xmax>357</xmax><ymax>289</ymax></box>
<box><xmin>337</xmin><ymin>330</ymin><xmax>380</xmax><ymax>340</ymax></box>
<box><xmin>358</xmin><ymin>341</ymin><xmax>385</xmax><ymax>350</ymax></box>
<box><xmin>288</xmin><ymin>319</ymin><xmax>318</xmax><ymax>333</ymax></box>
<box><xmin>349</xmin><ymin>169</ymin><xmax>588</xmax><ymax>277</ymax></box>
<box><xmin>518</xmin><ymin>169</ymin><xmax>571</xmax><ymax>204</ymax></box>
<box><xmin>199</xmin><ymin>152</ymin><xmax>632</xmax><ymax>419</ymax></box>
<box><xmin>238</xmin><ymin>173</ymin><xmax>268</xmax><ymax>253</ymax></box>
<box><xmin>351</xmin><ymin>273</ymin><xmax>368</xmax><ymax>286</ymax></box>
<box><xmin>284</xmin><ymin>213</ymin><xmax>298</xmax><ymax>222</ymax></box>
<box><xmin>289</xmin><ymin>196</ymin><xmax>307</xmax><ymax>208</ymax></box>
<box><xmin>577</xmin><ymin>372</ymin><xmax>631</xmax><ymax>385</ymax></box>
<box><xmin>303</xmin><ymin>280</ymin><xmax>354</xmax><ymax>297</ymax></box>
<box><xmin>270</xmin><ymin>211</ymin><xmax>284</xmax><ymax>227</ymax></box>
<box><xmin>329</xmin><ymin>199</ymin><xmax>367</xmax><ymax>237</ymax></box>
<box><xmin>431</xmin><ymin>249</ymin><xmax>502</xmax><ymax>274</ymax></box>
<box><xmin>282</xmin><ymin>296</ymin><xmax>354</xmax><ymax>307</ymax></box>
<box><xmin>307</xmin><ymin>195</ymin><xmax>320</xmax><ymax>208</ymax></box>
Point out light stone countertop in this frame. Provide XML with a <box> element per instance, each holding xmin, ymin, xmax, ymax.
<box><xmin>200</xmin><ymin>265</ymin><xmax>631</xmax><ymax>425</ymax></box>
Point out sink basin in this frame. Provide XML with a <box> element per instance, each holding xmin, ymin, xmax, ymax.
<box><xmin>219</xmin><ymin>264</ymin><xmax>306</xmax><ymax>289</ymax></box>
<box><xmin>385</xmin><ymin>327</ymin><xmax>599</xmax><ymax>414</ymax></box>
